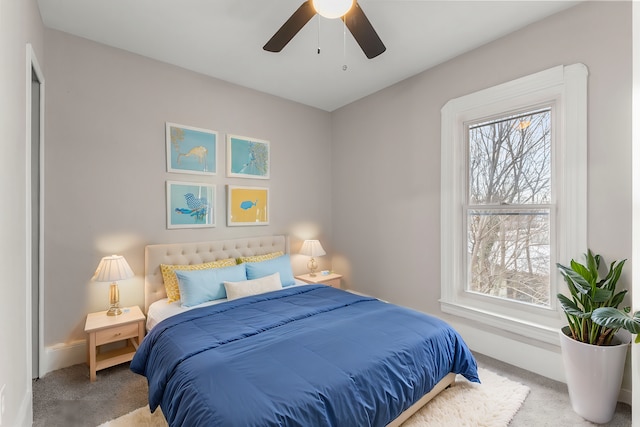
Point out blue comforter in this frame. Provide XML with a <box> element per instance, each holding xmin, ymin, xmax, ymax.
<box><xmin>131</xmin><ymin>285</ymin><xmax>479</xmax><ymax>426</ymax></box>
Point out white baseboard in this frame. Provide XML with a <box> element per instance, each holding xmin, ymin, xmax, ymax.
<box><xmin>449</xmin><ymin>320</ymin><xmax>632</xmax><ymax>406</ymax></box>
<box><xmin>619</xmin><ymin>388</ymin><xmax>632</xmax><ymax>407</ymax></box>
<box><xmin>41</xmin><ymin>339</ymin><xmax>86</xmax><ymax>376</ymax></box>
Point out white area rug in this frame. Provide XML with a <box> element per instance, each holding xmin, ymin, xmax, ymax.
<box><xmin>99</xmin><ymin>368</ymin><xmax>529</xmax><ymax>427</ymax></box>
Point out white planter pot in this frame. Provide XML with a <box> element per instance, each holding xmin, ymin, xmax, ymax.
<box><xmin>559</xmin><ymin>326</ymin><xmax>629</xmax><ymax>424</ymax></box>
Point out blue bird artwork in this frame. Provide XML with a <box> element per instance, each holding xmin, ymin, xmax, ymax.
<box><xmin>240</xmin><ymin>200</ymin><xmax>258</xmax><ymax>210</ymax></box>
<box><xmin>175</xmin><ymin>193</ymin><xmax>209</xmax><ymax>222</ymax></box>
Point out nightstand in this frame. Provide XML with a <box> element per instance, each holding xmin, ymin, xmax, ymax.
<box><xmin>84</xmin><ymin>305</ymin><xmax>145</xmax><ymax>382</ymax></box>
<box><xmin>295</xmin><ymin>272</ymin><xmax>343</xmax><ymax>289</ymax></box>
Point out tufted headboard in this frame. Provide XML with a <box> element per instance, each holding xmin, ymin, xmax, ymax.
<box><xmin>144</xmin><ymin>235</ymin><xmax>288</xmax><ymax>313</ymax></box>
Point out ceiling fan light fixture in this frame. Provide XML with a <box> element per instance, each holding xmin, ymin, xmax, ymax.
<box><xmin>312</xmin><ymin>0</ymin><xmax>354</xmax><ymax>19</ymax></box>
<box><xmin>264</xmin><ymin>0</ymin><xmax>385</xmax><ymax>59</ymax></box>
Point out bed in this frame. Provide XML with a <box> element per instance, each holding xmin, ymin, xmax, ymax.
<box><xmin>131</xmin><ymin>235</ymin><xmax>479</xmax><ymax>426</ymax></box>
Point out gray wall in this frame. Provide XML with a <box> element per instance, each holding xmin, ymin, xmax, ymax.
<box><xmin>43</xmin><ymin>30</ymin><xmax>333</xmax><ymax>346</ymax></box>
<box><xmin>331</xmin><ymin>0</ymin><xmax>631</xmax><ymax>374</ymax></box>
<box><xmin>0</xmin><ymin>0</ymin><xmax>45</xmax><ymax>424</ymax></box>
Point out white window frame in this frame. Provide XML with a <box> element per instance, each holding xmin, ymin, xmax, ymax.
<box><xmin>440</xmin><ymin>64</ymin><xmax>588</xmax><ymax>345</ymax></box>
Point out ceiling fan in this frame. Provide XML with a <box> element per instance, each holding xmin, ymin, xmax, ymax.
<box><xmin>263</xmin><ymin>0</ymin><xmax>386</xmax><ymax>59</ymax></box>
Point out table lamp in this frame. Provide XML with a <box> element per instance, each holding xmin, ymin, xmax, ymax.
<box><xmin>299</xmin><ymin>240</ymin><xmax>326</xmax><ymax>277</ymax></box>
<box><xmin>93</xmin><ymin>255</ymin><xmax>134</xmax><ymax>316</ymax></box>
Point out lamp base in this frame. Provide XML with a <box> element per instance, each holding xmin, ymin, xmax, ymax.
<box><xmin>106</xmin><ymin>306</ymin><xmax>122</xmax><ymax>316</ymax></box>
<box><xmin>307</xmin><ymin>257</ymin><xmax>318</xmax><ymax>277</ymax></box>
<box><xmin>107</xmin><ymin>282</ymin><xmax>121</xmax><ymax>316</ymax></box>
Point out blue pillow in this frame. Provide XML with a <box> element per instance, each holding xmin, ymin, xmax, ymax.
<box><xmin>245</xmin><ymin>254</ymin><xmax>296</xmax><ymax>287</ymax></box>
<box><xmin>175</xmin><ymin>263</ymin><xmax>247</xmax><ymax>307</ymax></box>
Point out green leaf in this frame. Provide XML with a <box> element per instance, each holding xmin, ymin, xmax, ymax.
<box><xmin>586</xmin><ymin>250</ymin><xmax>600</xmax><ymax>279</ymax></box>
<box><xmin>592</xmin><ymin>307</ymin><xmax>640</xmax><ymax>334</ymax></box>
<box><xmin>557</xmin><ymin>294</ymin><xmax>590</xmax><ymax>318</ymax></box>
<box><xmin>569</xmin><ymin>260</ymin><xmax>594</xmax><ymax>284</ymax></box>
<box><xmin>557</xmin><ymin>265</ymin><xmax>592</xmax><ymax>295</ymax></box>
<box><xmin>611</xmin><ymin>260</ymin><xmax>626</xmax><ymax>282</ymax></box>
<box><xmin>591</xmin><ymin>287</ymin><xmax>613</xmax><ymax>303</ymax></box>
<box><xmin>609</xmin><ymin>290</ymin><xmax>628</xmax><ymax>308</ymax></box>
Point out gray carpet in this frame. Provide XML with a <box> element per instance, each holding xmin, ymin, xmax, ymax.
<box><xmin>33</xmin><ymin>352</ymin><xmax>631</xmax><ymax>427</ymax></box>
<box><xmin>32</xmin><ymin>362</ymin><xmax>147</xmax><ymax>427</ymax></box>
<box><xmin>474</xmin><ymin>353</ymin><xmax>631</xmax><ymax>427</ymax></box>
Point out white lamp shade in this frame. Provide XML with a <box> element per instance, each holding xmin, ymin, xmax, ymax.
<box><xmin>299</xmin><ymin>240</ymin><xmax>326</xmax><ymax>257</ymax></box>
<box><xmin>312</xmin><ymin>0</ymin><xmax>353</xmax><ymax>19</ymax></box>
<box><xmin>93</xmin><ymin>255</ymin><xmax>134</xmax><ymax>282</ymax></box>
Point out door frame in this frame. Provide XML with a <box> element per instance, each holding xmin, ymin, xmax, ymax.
<box><xmin>26</xmin><ymin>43</ymin><xmax>45</xmax><ymax>379</ymax></box>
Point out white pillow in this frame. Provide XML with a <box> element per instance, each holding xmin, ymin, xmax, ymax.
<box><xmin>224</xmin><ymin>272</ymin><xmax>282</xmax><ymax>301</ymax></box>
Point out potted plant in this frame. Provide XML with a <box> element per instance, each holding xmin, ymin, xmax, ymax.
<box><xmin>556</xmin><ymin>249</ymin><xmax>640</xmax><ymax>424</ymax></box>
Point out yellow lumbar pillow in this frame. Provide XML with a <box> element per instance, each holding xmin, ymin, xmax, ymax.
<box><xmin>236</xmin><ymin>251</ymin><xmax>284</xmax><ymax>264</ymax></box>
<box><xmin>160</xmin><ymin>258</ymin><xmax>237</xmax><ymax>303</ymax></box>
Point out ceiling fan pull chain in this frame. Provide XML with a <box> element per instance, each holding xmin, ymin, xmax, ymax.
<box><xmin>342</xmin><ymin>18</ymin><xmax>348</xmax><ymax>71</ymax></box>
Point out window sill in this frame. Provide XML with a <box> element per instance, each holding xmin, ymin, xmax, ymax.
<box><xmin>440</xmin><ymin>299</ymin><xmax>561</xmax><ymax>346</ymax></box>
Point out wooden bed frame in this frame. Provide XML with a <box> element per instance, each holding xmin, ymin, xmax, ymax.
<box><xmin>144</xmin><ymin>235</ymin><xmax>455</xmax><ymax>426</ymax></box>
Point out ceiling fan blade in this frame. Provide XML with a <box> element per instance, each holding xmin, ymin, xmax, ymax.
<box><xmin>263</xmin><ymin>1</ymin><xmax>316</xmax><ymax>52</ymax></box>
<box><xmin>342</xmin><ymin>2</ymin><xmax>386</xmax><ymax>59</ymax></box>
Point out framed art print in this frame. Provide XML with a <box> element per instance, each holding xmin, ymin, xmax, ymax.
<box><xmin>226</xmin><ymin>134</ymin><xmax>270</xmax><ymax>179</ymax></box>
<box><xmin>166</xmin><ymin>122</ymin><xmax>217</xmax><ymax>175</ymax></box>
<box><xmin>227</xmin><ymin>185</ymin><xmax>269</xmax><ymax>226</ymax></box>
<box><xmin>167</xmin><ymin>181</ymin><xmax>215</xmax><ymax>229</ymax></box>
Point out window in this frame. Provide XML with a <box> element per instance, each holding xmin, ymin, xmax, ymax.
<box><xmin>467</xmin><ymin>107</ymin><xmax>552</xmax><ymax>307</ymax></box>
<box><xmin>440</xmin><ymin>64</ymin><xmax>587</xmax><ymax>345</ymax></box>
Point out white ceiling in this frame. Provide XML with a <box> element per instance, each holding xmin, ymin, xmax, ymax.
<box><xmin>37</xmin><ymin>0</ymin><xmax>579</xmax><ymax>111</ymax></box>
